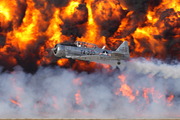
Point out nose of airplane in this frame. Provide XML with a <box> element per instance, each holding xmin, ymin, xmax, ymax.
<box><xmin>52</xmin><ymin>44</ymin><xmax>65</xmax><ymax>57</ymax></box>
<box><xmin>52</xmin><ymin>44</ymin><xmax>58</xmax><ymax>54</ymax></box>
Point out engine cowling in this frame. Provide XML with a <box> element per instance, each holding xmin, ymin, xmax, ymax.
<box><xmin>52</xmin><ymin>44</ymin><xmax>65</xmax><ymax>57</ymax></box>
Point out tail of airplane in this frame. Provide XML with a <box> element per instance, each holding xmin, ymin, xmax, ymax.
<box><xmin>116</xmin><ymin>41</ymin><xmax>129</xmax><ymax>54</ymax></box>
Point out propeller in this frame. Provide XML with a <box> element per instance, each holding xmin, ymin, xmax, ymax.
<box><xmin>52</xmin><ymin>47</ymin><xmax>57</xmax><ymax>54</ymax></box>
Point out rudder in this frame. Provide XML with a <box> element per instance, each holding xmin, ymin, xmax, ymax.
<box><xmin>116</xmin><ymin>41</ymin><xmax>129</xmax><ymax>54</ymax></box>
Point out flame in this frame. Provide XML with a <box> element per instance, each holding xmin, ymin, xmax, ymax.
<box><xmin>76</xmin><ymin>0</ymin><xmax>106</xmax><ymax>46</ymax></box>
<box><xmin>12</xmin><ymin>78</ymin><xmax>24</xmax><ymax>94</ymax></box>
<box><xmin>73</xmin><ymin>77</ymin><xmax>82</xmax><ymax>86</ymax></box>
<box><xmin>57</xmin><ymin>58</ymin><xmax>70</xmax><ymax>67</ymax></box>
<box><xmin>0</xmin><ymin>0</ymin><xmax>179</xmax><ymax>113</ymax></box>
<box><xmin>52</xmin><ymin>96</ymin><xmax>59</xmax><ymax>110</ymax></box>
<box><xmin>143</xmin><ymin>88</ymin><xmax>151</xmax><ymax>104</ymax></box>
<box><xmin>37</xmin><ymin>46</ymin><xmax>51</xmax><ymax>66</ymax></box>
<box><xmin>118</xmin><ymin>75</ymin><xmax>126</xmax><ymax>83</ymax></box>
<box><xmin>160</xmin><ymin>0</ymin><xmax>180</xmax><ymax>13</ymax></box>
<box><xmin>75</xmin><ymin>90</ymin><xmax>83</xmax><ymax>105</ymax></box>
<box><xmin>72</xmin><ymin>60</ymin><xmax>97</xmax><ymax>72</ymax></box>
<box><xmin>9</xmin><ymin>78</ymin><xmax>24</xmax><ymax>108</ymax></box>
<box><xmin>136</xmin><ymin>89</ymin><xmax>139</xmax><ymax>96</ymax></box>
<box><xmin>120</xmin><ymin>84</ymin><xmax>135</xmax><ymax>102</ymax></box>
<box><xmin>0</xmin><ymin>2</ymin><xmax>11</xmax><ymax>21</ymax></box>
<box><xmin>115</xmin><ymin>75</ymin><xmax>173</xmax><ymax>106</ymax></box>
<box><xmin>0</xmin><ymin>0</ymin><xmax>180</xmax><ymax>69</ymax></box>
<box><xmin>45</xmin><ymin>8</ymin><xmax>63</xmax><ymax>47</ymax></box>
<box><xmin>116</xmin><ymin>75</ymin><xmax>135</xmax><ymax>102</ymax></box>
<box><xmin>10</xmin><ymin>96</ymin><xmax>22</xmax><ymax>108</ymax></box>
<box><xmin>6</xmin><ymin>0</ymin><xmax>44</xmax><ymax>51</ymax></box>
<box><xmin>0</xmin><ymin>0</ymin><xmax>17</xmax><ymax>28</ymax></box>
<box><xmin>0</xmin><ymin>0</ymin><xmax>179</xmax><ymax>69</ymax></box>
<box><xmin>167</xmin><ymin>93</ymin><xmax>174</xmax><ymax>106</ymax></box>
<box><xmin>63</xmin><ymin>1</ymin><xmax>80</xmax><ymax>17</ymax></box>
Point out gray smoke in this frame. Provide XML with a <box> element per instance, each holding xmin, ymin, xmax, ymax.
<box><xmin>0</xmin><ymin>58</ymin><xmax>180</xmax><ymax>118</ymax></box>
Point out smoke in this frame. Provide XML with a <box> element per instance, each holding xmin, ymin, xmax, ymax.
<box><xmin>0</xmin><ymin>59</ymin><xmax>180</xmax><ymax>118</ymax></box>
<box><xmin>0</xmin><ymin>0</ymin><xmax>180</xmax><ymax>118</ymax></box>
<box><xmin>48</xmin><ymin>0</ymin><xmax>71</xmax><ymax>8</ymax></box>
<box><xmin>92</xmin><ymin>0</ymin><xmax>127</xmax><ymax>37</ymax></box>
<box><xmin>60</xmin><ymin>3</ymin><xmax>88</xmax><ymax>38</ymax></box>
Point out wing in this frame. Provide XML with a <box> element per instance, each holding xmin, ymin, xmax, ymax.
<box><xmin>70</xmin><ymin>55</ymin><xmax>100</xmax><ymax>59</ymax></box>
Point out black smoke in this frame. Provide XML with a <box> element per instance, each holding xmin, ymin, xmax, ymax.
<box><xmin>60</xmin><ymin>3</ymin><xmax>88</xmax><ymax>38</ymax></box>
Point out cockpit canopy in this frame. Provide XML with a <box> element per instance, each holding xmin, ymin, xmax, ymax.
<box><xmin>74</xmin><ymin>41</ymin><xmax>98</xmax><ymax>49</ymax></box>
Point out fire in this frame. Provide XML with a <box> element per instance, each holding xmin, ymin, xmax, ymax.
<box><xmin>72</xmin><ymin>60</ymin><xmax>97</xmax><ymax>72</ymax></box>
<box><xmin>167</xmin><ymin>93</ymin><xmax>174</xmax><ymax>106</ymax></box>
<box><xmin>76</xmin><ymin>0</ymin><xmax>106</xmax><ymax>46</ymax></box>
<box><xmin>63</xmin><ymin>1</ymin><xmax>80</xmax><ymax>17</ymax></box>
<box><xmin>0</xmin><ymin>0</ymin><xmax>179</xmax><ymax>70</ymax></box>
<box><xmin>45</xmin><ymin>8</ymin><xmax>63</xmax><ymax>47</ymax></box>
<box><xmin>115</xmin><ymin>74</ymin><xmax>175</xmax><ymax>106</ymax></box>
<box><xmin>116</xmin><ymin>75</ymin><xmax>135</xmax><ymax>102</ymax></box>
<box><xmin>37</xmin><ymin>46</ymin><xmax>51</xmax><ymax>66</ymax></box>
<box><xmin>10</xmin><ymin>99</ymin><xmax>22</xmax><ymax>107</ymax></box>
<box><xmin>146</xmin><ymin>11</ymin><xmax>158</xmax><ymax>24</ymax></box>
<box><xmin>118</xmin><ymin>75</ymin><xmax>126</xmax><ymax>83</ymax></box>
<box><xmin>75</xmin><ymin>90</ymin><xmax>83</xmax><ymax>105</ymax></box>
<box><xmin>143</xmin><ymin>87</ymin><xmax>152</xmax><ymax>104</ymax></box>
<box><xmin>0</xmin><ymin>0</ymin><xmax>17</xmax><ymax>25</ymax></box>
<box><xmin>0</xmin><ymin>0</ymin><xmax>179</xmax><ymax>115</ymax></box>
<box><xmin>73</xmin><ymin>77</ymin><xmax>82</xmax><ymax>86</ymax></box>
<box><xmin>0</xmin><ymin>5</ymin><xmax>10</xmax><ymax>21</ymax></box>
<box><xmin>86</xmin><ymin>0</ymin><xmax>94</xmax><ymax>25</ymax></box>
<box><xmin>120</xmin><ymin>84</ymin><xmax>135</xmax><ymax>102</ymax></box>
<box><xmin>52</xmin><ymin>96</ymin><xmax>59</xmax><ymax>110</ymax></box>
<box><xmin>160</xmin><ymin>0</ymin><xmax>180</xmax><ymax>12</ymax></box>
<box><xmin>12</xmin><ymin>78</ymin><xmax>24</xmax><ymax>94</ymax></box>
<box><xmin>6</xmin><ymin>0</ymin><xmax>44</xmax><ymax>50</ymax></box>
<box><xmin>57</xmin><ymin>58</ymin><xmax>70</xmax><ymax>67</ymax></box>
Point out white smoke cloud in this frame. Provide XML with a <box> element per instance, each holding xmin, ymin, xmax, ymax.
<box><xmin>0</xmin><ymin>58</ymin><xmax>180</xmax><ymax>118</ymax></box>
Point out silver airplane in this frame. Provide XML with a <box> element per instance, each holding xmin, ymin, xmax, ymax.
<box><xmin>52</xmin><ymin>41</ymin><xmax>130</xmax><ymax>65</ymax></box>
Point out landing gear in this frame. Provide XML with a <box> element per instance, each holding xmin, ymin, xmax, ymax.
<box><xmin>117</xmin><ymin>61</ymin><xmax>121</xmax><ymax>65</ymax></box>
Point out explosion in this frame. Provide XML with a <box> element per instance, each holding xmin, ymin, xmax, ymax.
<box><xmin>0</xmin><ymin>0</ymin><xmax>179</xmax><ymax>71</ymax></box>
<box><xmin>0</xmin><ymin>0</ymin><xmax>180</xmax><ymax>118</ymax></box>
<box><xmin>0</xmin><ymin>0</ymin><xmax>179</xmax><ymax>72</ymax></box>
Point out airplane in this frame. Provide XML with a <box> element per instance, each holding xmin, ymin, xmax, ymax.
<box><xmin>52</xmin><ymin>41</ymin><xmax>130</xmax><ymax>66</ymax></box>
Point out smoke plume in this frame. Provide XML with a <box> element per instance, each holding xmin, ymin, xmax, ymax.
<box><xmin>0</xmin><ymin>59</ymin><xmax>180</xmax><ymax>118</ymax></box>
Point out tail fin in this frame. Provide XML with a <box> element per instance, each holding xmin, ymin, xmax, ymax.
<box><xmin>116</xmin><ymin>41</ymin><xmax>129</xmax><ymax>54</ymax></box>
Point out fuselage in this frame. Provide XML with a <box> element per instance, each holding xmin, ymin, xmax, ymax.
<box><xmin>52</xmin><ymin>43</ymin><xmax>129</xmax><ymax>62</ymax></box>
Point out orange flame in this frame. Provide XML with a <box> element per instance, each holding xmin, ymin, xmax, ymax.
<box><xmin>143</xmin><ymin>88</ymin><xmax>151</xmax><ymax>104</ymax></box>
<box><xmin>118</xmin><ymin>75</ymin><xmax>126</xmax><ymax>83</ymax></box>
<box><xmin>75</xmin><ymin>90</ymin><xmax>83</xmax><ymax>105</ymax></box>
<box><xmin>167</xmin><ymin>93</ymin><xmax>174</xmax><ymax>106</ymax></box>
<box><xmin>57</xmin><ymin>58</ymin><xmax>70</xmax><ymax>67</ymax></box>
<box><xmin>116</xmin><ymin>75</ymin><xmax>135</xmax><ymax>102</ymax></box>
<box><xmin>10</xmin><ymin>96</ymin><xmax>22</xmax><ymax>108</ymax></box>
<box><xmin>0</xmin><ymin>0</ymin><xmax>179</xmax><ymax>69</ymax></box>
<box><xmin>120</xmin><ymin>84</ymin><xmax>135</xmax><ymax>102</ymax></box>
<box><xmin>73</xmin><ymin>77</ymin><xmax>82</xmax><ymax>86</ymax></box>
<box><xmin>0</xmin><ymin>0</ymin><xmax>179</xmax><ymax>113</ymax></box>
<box><xmin>52</xmin><ymin>96</ymin><xmax>59</xmax><ymax>110</ymax></box>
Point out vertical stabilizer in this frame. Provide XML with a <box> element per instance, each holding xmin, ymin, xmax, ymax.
<box><xmin>116</xmin><ymin>41</ymin><xmax>129</xmax><ymax>54</ymax></box>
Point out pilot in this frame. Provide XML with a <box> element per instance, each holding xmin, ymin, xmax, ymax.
<box><xmin>77</xmin><ymin>43</ymin><xmax>81</xmax><ymax>47</ymax></box>
<box><xmin>102</xmin><ymin>51</ymin><xmax>108</xmax><ymax>55</ymax></box>
<box><xmin>82</xmin><ymin>42</ymin><xmax>85</xmax><ymax>47</ymax></box>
